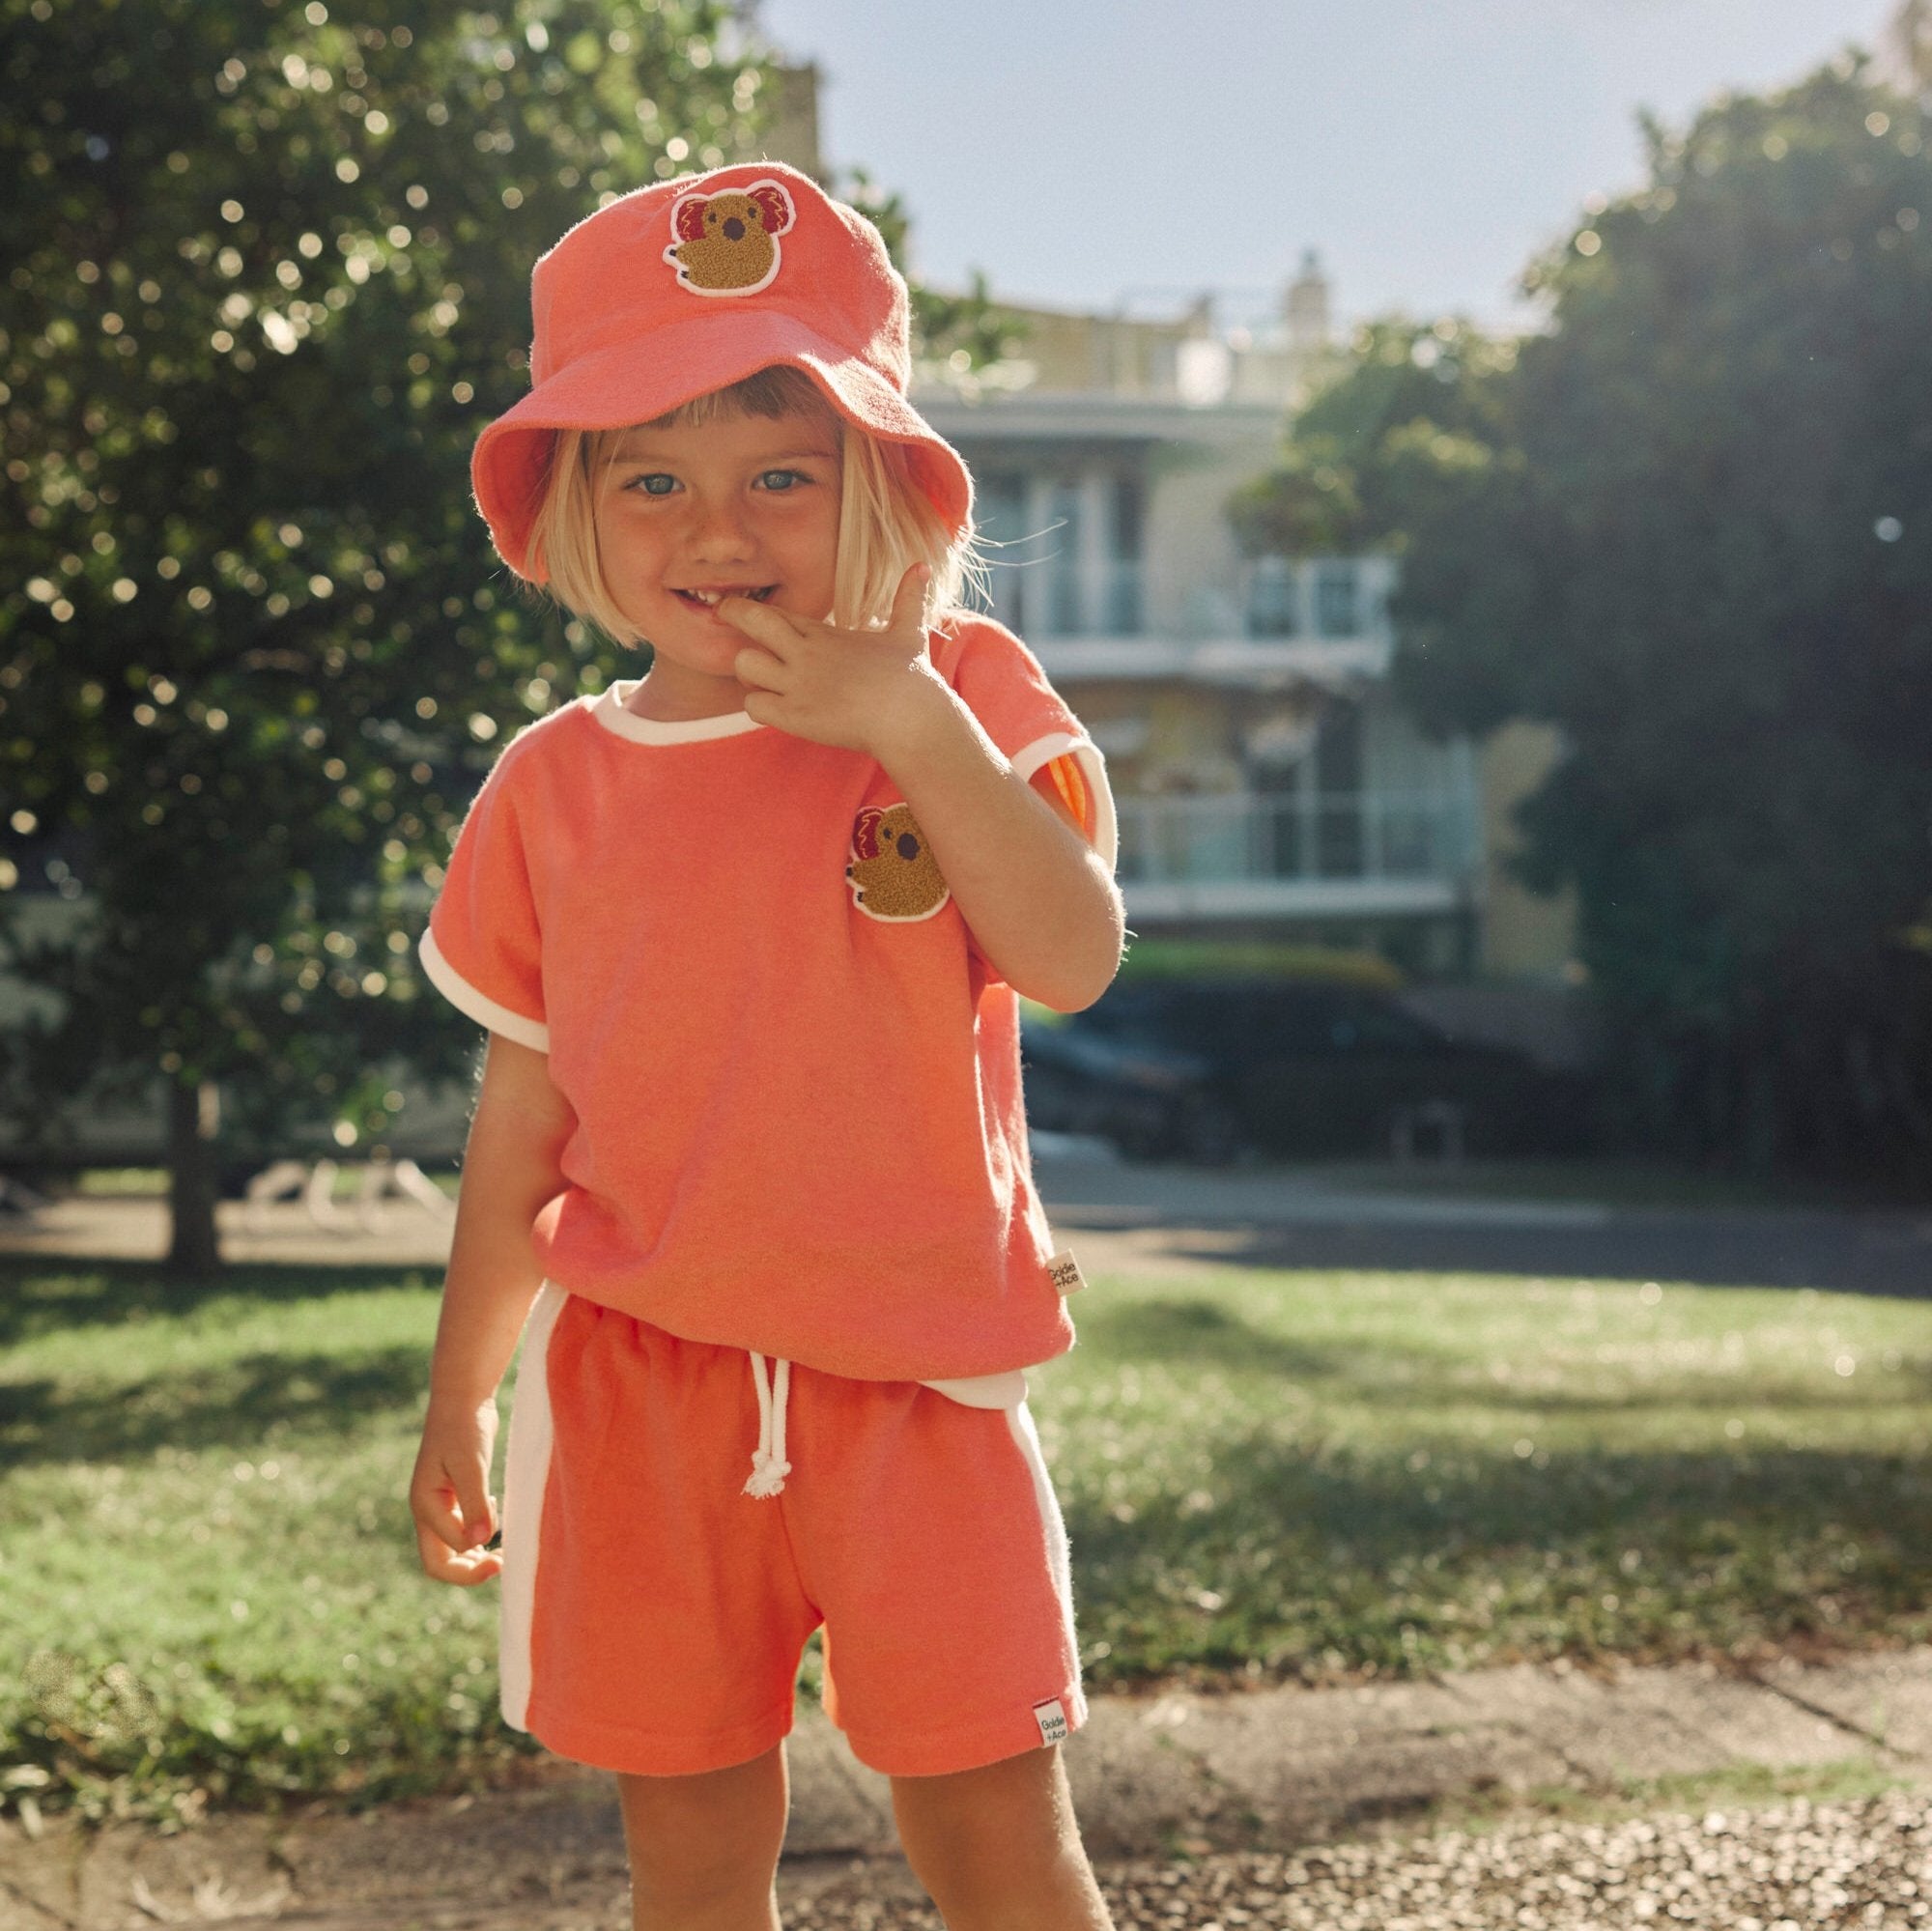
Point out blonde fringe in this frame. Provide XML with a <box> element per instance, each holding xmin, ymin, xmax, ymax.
<box><xmin>524</xmin><ymin>367</ymin><xmax>985</xmax><ymax>648</ymax></box>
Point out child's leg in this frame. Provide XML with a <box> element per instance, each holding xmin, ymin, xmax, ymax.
<box><xmin>616</xmin><ymin>1741</ymin><xmax>789</xmax><ymax>1931</ymax></box>
<box><xmin>890</xmin><ymin>1744</ymin><xmax>1114</xmax><ymax>1931</ymax></box>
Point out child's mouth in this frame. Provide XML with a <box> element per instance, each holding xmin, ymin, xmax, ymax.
<box><xmin>674</xmin><ymin>585</ymin><xmax>778</xmax><ymax>612</ymax></box>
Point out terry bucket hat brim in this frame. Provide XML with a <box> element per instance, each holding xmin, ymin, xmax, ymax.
<box><xmin>470</xmin><ymin>161</ymin><xmax>975</xmax><ymax>583</ymax></box>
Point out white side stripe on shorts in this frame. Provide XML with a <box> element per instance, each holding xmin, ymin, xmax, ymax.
<box><xmin>1006</xmin><ymin>1403</ymin><xmax>1082</xmax><ymax>1689</ymax></box>
<box><xmin>498</xmin><ymin>1282</ymin><xmax>567</xmax><ymax>1733</ymax></box>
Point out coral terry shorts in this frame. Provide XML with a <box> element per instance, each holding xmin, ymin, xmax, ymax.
<box><xmin>497</xmin><ymin>1285</ymin><xmax>1089</xmax><ymax>1779</ymax></box>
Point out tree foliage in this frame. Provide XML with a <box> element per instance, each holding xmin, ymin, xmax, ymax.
<box><xmin>1229</xmin><ymin>317</ymin><xmax>1522</xmax><ymax>559</ymax></box>
<box><xmin>1256</xmin><ymin>56</ymin><xmax>1932</xmax><ymax>1179</ymax></box>
<box><xmin>0</xmin><ymin>0</ymin><xmax>762</xmax><ymax>1262</ymax></box>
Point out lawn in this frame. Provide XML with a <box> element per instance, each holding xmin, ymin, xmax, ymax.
<box><xmin>4</xmin><ymin>1253</ymin><xmax>1931</xmax><ymax>1826</ymax></box>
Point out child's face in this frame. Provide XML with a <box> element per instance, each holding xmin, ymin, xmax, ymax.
<box><xmin>594</xmin><ymin>406</ymin><xmax>842</xmax><ymax>715</ymax></box>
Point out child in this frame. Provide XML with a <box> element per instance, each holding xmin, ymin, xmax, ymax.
<box><xmin>408</xmin><ymin>160</ymin><xmax>1124</xmax><ymax>1931</ymax></box>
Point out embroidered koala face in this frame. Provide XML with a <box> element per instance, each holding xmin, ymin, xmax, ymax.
<box><xmin>663</xmin><ymin>183</ymin><xmax>796</xmax><ymax>297</ymax></box>
<box><xmin>846</xmin><ymin>803</ymin><xmax>951</xmax><ymax>922</ymax></box>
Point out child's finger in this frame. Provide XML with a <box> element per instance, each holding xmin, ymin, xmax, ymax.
<box><xmin>410</xmin><ymin>1482</ymin><xmax>468</xmax><ymax>1555</ymax></box>
<box><xmin>411</xmin><ymin>1463</ymin><xmax>493</xmax><ymax>1553</ymax></box>
<box><xmin>415</xmin><ymin>1516</ymin><xmax>503</xmax><ymax>1586</ymax></box>
<box><xmin>443</xmin><ymin>1453</ymin><xmax>497</xmax><ymax>1546</ymax></box>
<box><xmin>888</xmin><ymin>562</ymin><xmax>931</xmax><ymax>636</ymax></box>
<box><xmin>731</xmin><ymin>644</ymin><xmax>786</xmax><ymax>692</ymax></box>
<box><xmin>717</xmin><ymin>595</ymin><xmax>805</xmax><ymax>648</ymax></box>
<box><xmin>455</xmin><ymin>1477</ymin><xmax>497</xmax><ymax>1549</ymax></box>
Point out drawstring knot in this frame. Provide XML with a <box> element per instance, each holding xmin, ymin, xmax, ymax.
<box><xmin>742</xmin><ymin>1352</ymin><xmax>792</xmax><ymax>1497</ymax></box>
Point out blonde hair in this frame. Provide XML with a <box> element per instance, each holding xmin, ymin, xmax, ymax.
<box><xmin>526</xmin><ymin>366</ymin><xmax>982</xmax><ymax>646</ymax></box>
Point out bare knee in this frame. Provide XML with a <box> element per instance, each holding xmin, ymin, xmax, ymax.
<box><xmin>616</xmin><ymin>1743</ymin><xmax>787</xmax><ymax>1930</ymax></box>
<box><xmin>892</xmin><ymin>1745</ymin><xmax>1111</xmax><ymax>1929</ymax></box>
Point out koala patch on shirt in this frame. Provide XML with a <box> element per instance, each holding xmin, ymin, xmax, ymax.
<box><xmin>847</xmin><ymin>802</ymin><xmax>951</xmax><ymax>922</ymax></box>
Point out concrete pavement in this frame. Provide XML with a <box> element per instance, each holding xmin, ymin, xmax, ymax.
<box><xmin>11</xmin><ymin>1142</ymin><xmax>1932</xmax><ymax>1299</ymax></box>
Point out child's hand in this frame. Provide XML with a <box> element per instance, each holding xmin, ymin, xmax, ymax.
<box><xmin>720</xmin><ymin>563</ymin><xmax>948</xmax><ymax>761</ymax></box>
<box><xmin>409</xmin><ymin>1394</ymin><xmax>503</xmax><ymax>1587</ymax></box>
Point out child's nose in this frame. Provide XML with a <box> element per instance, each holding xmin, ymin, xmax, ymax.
<box><xmin>687</xmin><ymin>497</ymin><xmax>756</xmax><ymax>555</ymax></box>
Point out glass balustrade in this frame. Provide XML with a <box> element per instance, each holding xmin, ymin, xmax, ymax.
<box><xmin>1115</xmin><ymin>791</ymin><xmax>1479</xmax><ymax>886</ymax></box>
<box><xmin>1029</xmin><ymin>558</ymin><xmax>1147</xmax><ymax>639</ymax></box>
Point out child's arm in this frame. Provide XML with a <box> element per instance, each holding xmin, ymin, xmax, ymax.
<box><xmin>721</xmin><ymin>568</ymin><xmax>1123</xmax><ymax>1010</ymax></box>
<box><xmin>409</xmin><ymin>1033</ymin><xmax>575</xmax><ymax>1586</ymax></box>
<box><xmin>879</xmin><ymin>681</ymin><xmax>1123</xmax><ymax>1013</ymax></box>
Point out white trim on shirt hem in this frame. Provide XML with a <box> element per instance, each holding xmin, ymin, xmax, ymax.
<box><xmin>1009</xmin><ymin>735</ymin><xmax>1119</xmax><ymax>875</ymax></box>
<box><xmin>418</xmin><ymin>928</ymin><xmax>551</xmax><ymax>1053</ymax></box>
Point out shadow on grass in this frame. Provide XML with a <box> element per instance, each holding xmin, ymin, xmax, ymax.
<box><xmin>1119</xmin><ymin>1216</ymin><xmax>1932</xmax><ymax>1300</ymax></box>
<box><xmin>1082</xmin><ymin>1295</ymin><xmax>1355</xmax><ymax>1380</ymax></box>
<box><xmin>0</xmin><ymin>1345</ymin><xmax>428</xmax><ymax>1464</ymax></box>
<box><xmin>1061</xmin><ymin>1431</ymin><xmax>1932</xmax><ymax>1681</ymax></box>
<box><xmin>1079</xmin><ymin>1433</ymin><xmax>1920</xmax><ymax>1550</ymax></box>
<box><xmin>0</xmin><ymin>1257</ymin><xmax>438</xmax><ymax>1349</ymax></box>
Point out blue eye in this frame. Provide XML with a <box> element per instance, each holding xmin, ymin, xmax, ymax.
<box><xmin>629</xmin><ymin>472</ymin><xmax>677</xmax><ymax>497</ymax></box>
<box><xmin>757</xmin><ymin>469</ymin><xmax>808</xmax><ymax>492</ymax></box>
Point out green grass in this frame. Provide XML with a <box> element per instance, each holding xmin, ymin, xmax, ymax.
<box><xmin>4</xmin><ymin>1257</ymin><xmax>1932</xmax><ymax>1824</ymax></box>
<box><xmin>1042</xmin><ymin>1273</ymin><xmax>1932</xmax><ymax>1690</ymax></box>
<box><xmin>71</xmin><ymin>1169</ymin><xmax>170</xmax><ymax>1197</ymax></box>
<box><xmin>0</xmin><ymin>1261</ymin><xmax>503</xmax><ymax>1826</ymax></box>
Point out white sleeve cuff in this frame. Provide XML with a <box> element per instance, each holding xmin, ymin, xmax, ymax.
<box><xmin>1009</xmin><ymin>734</ymin><xmax>1118</xmax><ymax>875</ymax></box>
<box><xmin>418</xmin><ymin>928</ymin><xmax>551</xmax><ymax>1053</ymax></box>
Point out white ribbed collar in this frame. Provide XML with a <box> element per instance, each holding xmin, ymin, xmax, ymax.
<box><xmin>589</xmin><ymin>681</ymin><xmax>769</xmax><ymax>745</ymax></box>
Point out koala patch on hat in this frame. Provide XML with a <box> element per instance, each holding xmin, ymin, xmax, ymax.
<box><xmin>664</xmin><ymin>180</ymin><xmax>796</xmax><ymax>297</ymax></box>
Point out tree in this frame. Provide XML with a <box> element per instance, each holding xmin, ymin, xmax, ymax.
<box><xmin>1261</xmin><ymin>55</ymin><xmax>1932</xmax><ymax>1180</ymax></box>
<box><xmin>0</xmin><ymin>0</ymin><xmax>762</xmax><ymax>1268</ymax></box>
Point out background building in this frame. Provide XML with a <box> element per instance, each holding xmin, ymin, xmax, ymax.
<box><xmin>913</xmin><ymin>270</ymin><xmax>1583</xmax><ymax>1059</ymax></box>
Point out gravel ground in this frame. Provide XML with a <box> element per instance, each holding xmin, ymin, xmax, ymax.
<box><xmin>14</xmin><ymin>1784</ymin><xmax>1930</xmax><ymax>1927</ymax></box>
<box><xmin>780</xmin><ymin>1790</ymin><xmax>1932</xmax><ymax>1929</ymax></box>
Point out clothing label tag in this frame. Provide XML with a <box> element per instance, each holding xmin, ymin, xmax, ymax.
<box><xmin>1033</xmin><ymin>1697</ymin><xmax>1068</xmax><ymax>1746</ymax></box>
<box><xmin>1047</xmin><ymin>1249</ymin><xmax>1086</xmax><ymax>1296</ymax></box>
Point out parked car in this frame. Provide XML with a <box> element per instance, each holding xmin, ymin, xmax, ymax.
<box><xmin>1020</xmin><ymin>978</ymin><xmax>1592</xmax><ymax>1165</ymax></box>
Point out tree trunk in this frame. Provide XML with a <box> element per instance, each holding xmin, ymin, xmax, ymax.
<box><xmin>165</xmin><ymin>1078</ymin><xmax>222</xmax><ymax>1275</ymax></box>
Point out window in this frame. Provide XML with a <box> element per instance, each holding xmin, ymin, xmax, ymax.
<box><xmin>1045</xmin><ymin>481</ymin><xmax>1083</xmax><ymax>636</ymax></box>
<box><xmin>1314</xmin><ymin>562</ymin><xmax>1358</xmax><ymax>638</ymax></box>
<box><xmin>971</xmin><ymin>472</ymin><xmax>1029</xmax><ymax>631</ymax></box>
<box><xmin>1315</xmin><ymin>700</ymin><xmax>1364</xmax><ymax>877</ymax></box>
<box><xmin>1246</xmin><ymin>556</ymin><xmax>1297</xmax><ymax>638</ymax></box>
<box><xmin>1324</xmin><ymin>993</ymin><xmax>1444</xmax><ymax>1052</ymax></box>
<box><xmin>1107</xmin><ymin>474</ymin><xmax>1144</xmax><ymax>634</ymax></box>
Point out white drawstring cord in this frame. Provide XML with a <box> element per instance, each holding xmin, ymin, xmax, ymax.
<box><xmin>742</xmin><ymin>1352</ymin><xmax>792</xmax><ymax>1497</ymax></box>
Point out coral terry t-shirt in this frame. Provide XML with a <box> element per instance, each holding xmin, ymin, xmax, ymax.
<box><xmin>418</xmin><ymin>616</ymin><xmax>1118</xmax><ymax>1388</ymax></box>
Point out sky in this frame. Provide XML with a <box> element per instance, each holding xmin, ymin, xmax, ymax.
<box><xmin>752</xmin><ymin>0</ymin><xmax>1903</xmax><ymax>336</ymax></box>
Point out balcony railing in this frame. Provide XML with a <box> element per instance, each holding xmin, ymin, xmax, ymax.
<box><xmin>1028</xmin><ymin>559</ymin><xmax>1145</xmax><ymax>639</ymax></box>
<box><xmin>1116</xmin><ymin>790</ymin><xmax>1480</xmax><ymax>887</ymax></box>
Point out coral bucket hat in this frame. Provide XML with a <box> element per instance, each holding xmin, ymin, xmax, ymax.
<box><xmin>470</xmin><ymin>159</ymin><xmax>974</xmax><ymax>582</ymax></box>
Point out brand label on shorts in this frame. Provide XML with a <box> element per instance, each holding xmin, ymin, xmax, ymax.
<box><xmin>1033</xmin><ymin>1697</ymin><xmax>1068</xmax><ymax>1746</ymax></box>
<box><xmin>1047</xmin><ymin>1250</ymin><xmax>1086</xmax><ymax>1296</ymax></box>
